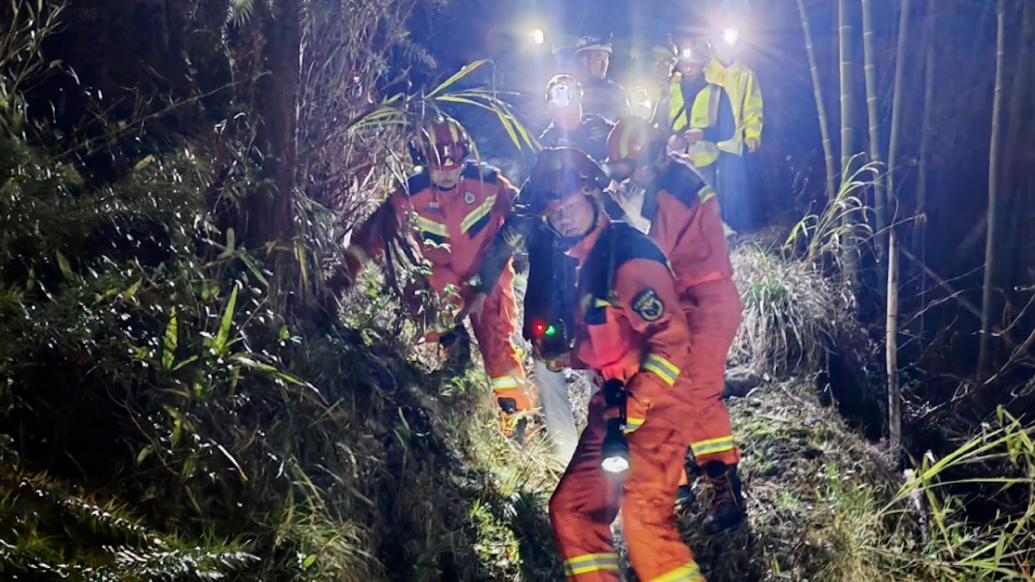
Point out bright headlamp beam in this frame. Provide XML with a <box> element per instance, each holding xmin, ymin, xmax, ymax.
<box><xmin>530</xmin><ymin>28</ymin><xmax>546</xmax><ymax>45</ymax></box>
<box><xmin>722</xmin><ymin>27</ymin><xmax>740</xmax><ymax>46</ymax></box>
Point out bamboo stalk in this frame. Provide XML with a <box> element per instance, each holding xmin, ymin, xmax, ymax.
<box><xmin>885</xmin><ymin>0</ymin><xmax>911</xmax><ymax>461</ymax></box>
<box><xmin>915</xmin><ymin>2</ymin><xmax>937</xmax><ymax>336</ymax></box>
<box><xmin>797</xmin><ymin>0</ymin><xmax>837</xmax><ymax>201</ymax></box>
<box><xmin>861</xmin><ymin>0</ymin><xmax>886</xmax><ymax>260</ymax></box>
<box><xmin>887</xmin><ymin>215</ymin><xmax>901</xmax><ymax>457</ymax></box>
<box><xmin>978</xmin><ymin>0</ymin><xmax>1006</xmax><ymax>378</ymax></box>
<box><xmin>839</xmin><ymin>0</ymin><xmax>859</xmax><ymax>291</ymax></box>
<box><xmin>887</xmin><ymin>0</ymin><xmax>910</xmax><ymax>225</ymax></box>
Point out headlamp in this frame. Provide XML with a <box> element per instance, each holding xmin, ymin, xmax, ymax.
<box><xmin>549</xmin><ymin>84</ymin><xmax>574</xmax><ymax>107</ymax></box>
<box><xmin>722</xmin><ymin>27</ymin><xmax>740</xmax><ymax>46</ymax></box>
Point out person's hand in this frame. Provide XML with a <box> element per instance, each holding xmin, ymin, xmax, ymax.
<box><xmin>666</xmin><ymin>133</ymin><xmax>688</xmax><ymax>155</ymax></box>
<box><xmin>684</xmin><ymin>128</ymin><xmax>705</xmax><ymax>144</ymax></box>
<box><xmin>745</xmin><ymin>136</ymin><xmax>761</xmax><ymax>153</ymax></box>
<box><xmin>618</xmin><ymin>393</ymin><xmax>650</xmax><ymax>435</ymax></box>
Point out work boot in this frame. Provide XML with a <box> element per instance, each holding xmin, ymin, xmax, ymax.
<box><xmin>675</xmin><ymin>484</ymin><xmax>695</xmax><ymax>507</ymax></box>
<box><xmin>701</xmin><ymin>462</ymin><xmax>746</xmax><ymax>535</ymax></box>
<box><xmin>438</xmin><ymin>326</ymin><xmax>471</xmax><ymax>375</ymax></box>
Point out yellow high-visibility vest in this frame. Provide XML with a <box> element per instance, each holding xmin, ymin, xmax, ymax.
<box><xmin>668</xmin><ymin>73</ymin><xmax>722</xmax><ymax>168</ymax></box>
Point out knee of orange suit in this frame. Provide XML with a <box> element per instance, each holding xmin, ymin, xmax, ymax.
<box><xmin>549</xmin><ymin>478</ymin><xmax>578</xmax><ymax>536</ymax></box>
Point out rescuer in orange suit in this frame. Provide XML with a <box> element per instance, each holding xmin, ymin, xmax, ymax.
<box><xmin>331</xmin><ymin>118</ymin><xmax>533</xmax><ymax>427</ymax></box>
<box><xmin>606</xmin><ymin>119</ymin><xmax>746</xmax><ymax>535</ymax></box>
<box><xmin>529</xmin><ymin>148</ymin><xmax>705</xmax><ymax>582</ymax></box>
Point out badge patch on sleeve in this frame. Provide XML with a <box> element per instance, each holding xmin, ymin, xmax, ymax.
<box><xmin>632</xmin><ymin>289</ymin><xmax>665</xmax><ymax>322</ymax></box>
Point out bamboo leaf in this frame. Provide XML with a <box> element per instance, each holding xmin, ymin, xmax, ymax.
<box><xmin>132</xmin><ymin>154</ymin><xmax>155</xmax><ymax>172</ymax></box>
<box><xmin>162</xmin><ymin>308</ymin><xmax>178</xmax><ymax>370</ymax></box>
<box><xmin>172</xmin><ymin>355</ymin><xmax>199</xmax><ymax>371</ymax></box>
<box><xmin>427</xmin><ymin>59</ymin><xmax>489</xmax><ymax>98</ymax></box>
<box><xmin>55</xmin><ymin>250</ymin><xmax>74</xmax><ymax>280</ymax></box>
<box><xmin>239</xmin><ymin>253</ymin><xmax>269</xmax><ymax>288</ymax></box>
<box><xmin>214</xmin><ymin>285</ymin><xmax>239</xmax><ymax>357</ymax></box>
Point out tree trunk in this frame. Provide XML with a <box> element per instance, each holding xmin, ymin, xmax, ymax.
<box><xmin>797</xmin><ymin>0</ymin><xmax>837</xmax><ymax>201</ymax></box>
<box><xmin>238</xmin><ymin>0</ymin><xmax>306</xmax><ymax>315</ymax></box>
<box><xmin>252</xmin><ymin>0</ymin><xmax>301</xmax><ymax>250</ymax></box>
<box><xmin>978</xmin><ymin>0</ymin><xmax>1006</xmax><ymax>378</ymax></box>
<box><xmin>839</xmin><ymin>0</ymin><xmax>859</xmax><ymax>290</ymax></box>
<box><xmin>861</xmin><ymin>0</ymin><xmax>886</xmax><ymax>261</ymax></box>
<box><xmin>915</xmin><ymin>1</ymin><xmax>938</xmax><ymax>336</ymax></box>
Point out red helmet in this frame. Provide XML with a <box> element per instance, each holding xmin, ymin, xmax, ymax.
<box><xmin>525</xmin><ymin>147</ymin><xmax>610</xmax><ymax>216</ymax></box>
<box><xmin>409</xmin><ymin>118</ymin><xmax>470</xmax><ymax>170</ymax></box>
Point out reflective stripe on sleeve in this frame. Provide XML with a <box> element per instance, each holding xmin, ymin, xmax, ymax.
<box><xmin>563</xmin><ymin>552</ymin><xmax>620</xmax><ymax>577</ymax></box>
<box><xmin>642</xmin><ymin>354</ymin><xmax>680</xmax><ymax>386</ymax></box>
<box><xmin>413</xmin><ymin>215</ymin><xmax>449</xmax><ymax>238</ymax></box>
<box><xmin>624</xmin><ymin>417</ymin><xmax>646</xmax><ymax>434</ymax></box>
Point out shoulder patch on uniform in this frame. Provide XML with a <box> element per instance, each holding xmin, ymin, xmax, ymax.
<box><xmin>405</xmin><ymin>171</ymin><xmax>432</xmax><ymax>196</ymax></box>
<box><xmin>632</xmin><ymin>288</ymin><xmax>665</xmax><ymax>322</ymax></box>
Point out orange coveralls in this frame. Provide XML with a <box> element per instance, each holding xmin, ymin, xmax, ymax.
<box><xmin>549</xmin><ymin>217</ymin><xmax>705</xmax><ymax>582</ymax></box>
<box><xmin>644</xmin><ymin>156</ymin><xmax>742</xmax><ymax>467</ymax></box>
<box><xmin>348</xmin><ymin>162</ymin><xmax>529</xmax><ymax>406</ymax></box>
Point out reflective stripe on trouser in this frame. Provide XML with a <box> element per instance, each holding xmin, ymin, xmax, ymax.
<box><xmin>564</xmin><ymin>553</ymin><xmax>620</xmax><ymax>578</ymax></box>
<box><xmin>469</xmin><ymin>264</ymin><xmax>527</xmax><ymax>384</ymax></box>
<box><xmin>550</xmin><ymin>392</ymin><xmax>703</xmax><ymax>582</ymax></box>
<box><xmin>648</xmin><ymin>562</ymin><xmax>706</xmax><ymax>582</ymax></box>
<box><xmin>533</xmin><ymin>358</ymin><xmax>578</xmax><ymax>463</ymax></box>
<box><xmin>680</xmin><ymin>278</ymin><xmax>742</xmax><ymax>467</ymax></box>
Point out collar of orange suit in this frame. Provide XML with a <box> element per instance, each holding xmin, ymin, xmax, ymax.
<box><xmin>565</xmin><ymin>212</ymin><xmax>610</xmax><ymax>264</ymax></box>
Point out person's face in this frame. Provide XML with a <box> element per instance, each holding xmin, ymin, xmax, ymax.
<box><xmin>430</xmin><ymin>166</ymin><xmax>461</xmax><ymax>189</ymax></box>
<box><xmin>546</xmin><ymin>190</ymin><xmax>597</xmax><ymax>238</ymax></box>
<box><xmin>582</xmin><ymin>50</ymin><xmax>610</xmax><ymax>79</ymax></box>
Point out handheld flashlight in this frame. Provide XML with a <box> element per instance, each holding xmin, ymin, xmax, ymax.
<box><xmin>600</xmin><ymin>379</ymin><xmax>630</xmax><ymax>475</ymax></box>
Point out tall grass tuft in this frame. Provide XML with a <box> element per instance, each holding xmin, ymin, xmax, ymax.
<box><xmin>731</xmin><ymin>245</ymin><xmax>861</xmax><ymax>376</ymax></box>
